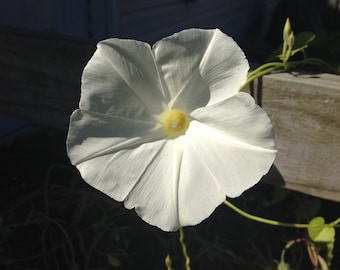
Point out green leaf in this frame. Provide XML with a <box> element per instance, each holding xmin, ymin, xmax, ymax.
<box><xmin>278</xmin><ymin>260</ymin><xmax>290</xmax><ymax>270</ymax></box>
<box><xmin>290</xmin><ymin>31</ymin><xmax>315</xmax><ymax>56</ymax></box>
<box><xmin>308</xmin><ymin>217</ymin><xmax>335</xmax><ymax>243</ymax></box>
<box><xmin>266</xmin><ymin>31</ymin><xmax>315</xmax><ymax>61</ymax></box>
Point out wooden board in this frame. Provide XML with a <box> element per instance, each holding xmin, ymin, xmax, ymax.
<box><xmin>248</xmin><ymin>73</ymin><xmax>340</xmax><ymax>202</ymax></box>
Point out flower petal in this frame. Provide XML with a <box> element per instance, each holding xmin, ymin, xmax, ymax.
<box><xmin>199</xmin><ymin>29</ymin><xmax>249</xmax><ymax>105</ymax></box>
<box><xmin>175</xmin><ymin>93</ymin><xmax>276</xmax><ymax>226</ymax></box>
<box><xmin>124</xmin><ymin>138</ymin><xmax>186</xmax><ymax>231</ymax></box>
<box><xmin>191</xmin><ymin>92</ymin><xmax>276</xmax><ymax>150</ymax></box>
<box><xmin>80</xmin><ymin>38</ymin><xmax>167</xmax><ymax>118</ymax></box>
<box><xmin>67</xmin><ymin>109</ymin><xmax>163</xmax><ymax>165</ymax></box>
<box><xmin>169</xmin><ymin>69</ymin><xmax>211</xmax><ymax>114</ymax></box>
<box><xmin>153</xmin><ymin>28</ymin><xmax>249</xmax><ymax>110</ymax></box>
<box><xmin>74</xmin><ymin>138</ymin><xmax>186</xmax><ymax>232</ymax></box>
<box><xmin>178</xmin><ymin>143</ymin><xmax>226</xmax><ymax>226</ymax></box>
<box><xmin>177</xmin><ymin>118</ymin><xmax>276</xmax><ymax>226</ymax></box>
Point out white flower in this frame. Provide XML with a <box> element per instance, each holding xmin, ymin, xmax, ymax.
<box><xmin>66</xmin><ymin>28</ymin><xmax>276</xmax><ymax>232</ymax></box>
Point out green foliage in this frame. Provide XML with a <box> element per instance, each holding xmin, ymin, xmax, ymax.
<box><xmin>223</xmin><ymin>192</ymin><xmax>339</xmax><ymax>269</ymax></box>
<box><xmin>277</xmin><ymin>261</ymin><xmax>291</xmax><ymax>270</ymax></box>
<box><xmin>241</xmin><ymin>17</ymin><xmax>339</xmax><ymax>90</ymax></box>
<box><xmin>308</xmin><ymin>217</ymin><xmax>336</xmax><ymax>243</ymax></box>
<box><xmin>268</xmin><ymin>31</ymin><xmax>315</xmax><ymax>62</ymax></box>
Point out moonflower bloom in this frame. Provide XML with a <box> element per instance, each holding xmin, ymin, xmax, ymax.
<box><xmin>67</xmin><ymin>28</ymin><xmax>276</xmax><ymax>231</ymax></box>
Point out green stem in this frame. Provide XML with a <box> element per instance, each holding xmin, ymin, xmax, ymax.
<box><xmin>223</xmin><ymin>200</ymin><xmax>309</xmax><ymax>228</ymax></box>
<box><xmin>241</xmin><ymin>66</ymin><xmax>280</xmax><ymax>90</ymax></box>
<box><xmin>302</xmin><ymin>57</ymin><xmax>334</xmax><ymax>72</ymax></box>
<box><xmin>165</xmin><ymin>255</ymin><xmax>173</xmax><ymax>270</ymax></box>
<box><xmin>179</xmin><ymin>227</ymin><xmax>191</xmax><ymax>270</ymax></box>
<box><xmin>249</xmin><ymin>62</ymin><xmax>283</xmax><ymax>75</ymax></box>
<box><xmin>242</xmin><ymin>66</ymin><xmax>281</xmax><ymax>89</ymax></box>
<box><xmin>240</xmin><ymin>57</ymin><xmax>323</xmax><ymax>91</ymax></box>
<box><xmin>330</xmin><ymin>217</ymin><xmax>340</xmax><ymax>227</ymax></box>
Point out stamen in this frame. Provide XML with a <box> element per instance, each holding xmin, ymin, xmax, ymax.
<box><xmin>160</xmin><ymin>109</ymin><xmax>189</xmax><ymax>138</ymax></box>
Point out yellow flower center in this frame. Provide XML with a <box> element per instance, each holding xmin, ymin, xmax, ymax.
<box><xmin>160</xmin><ymin>109</ymin><xmax>189</xmax><ymax>138</ymax></box>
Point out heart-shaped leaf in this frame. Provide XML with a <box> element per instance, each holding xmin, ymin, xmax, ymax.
<box><xmin>308</xmin><ymin>217</ymin><xmax>335</xmax><ymax>243</ymax></box>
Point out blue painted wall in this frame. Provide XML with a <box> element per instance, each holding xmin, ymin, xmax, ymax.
<box><xmin>0</xmin><ymin>0</ymin><xmax>280</xmax><ymax>42</ymax></box>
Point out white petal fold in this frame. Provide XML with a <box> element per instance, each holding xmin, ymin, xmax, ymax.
<box><xmin>191</xmin><ymin>92</ymin><xmax>276</xmax><ymax>150</ymax></box>
<box><xmin>67</xmin><ymin>110</ymin><xmax>163</xmax><ymax>165</ymax></box>
<box><xmin>175</xmin><ymin>94</ymin><xmax>276</xmax><ymax>227</ymax></box>
<box><xmin>74</xmin><ymin>138</ymin><xmax>186</xmax><ymax>231</ymax></box>
<box><xmin>80</xmin><ymin>39</ymin><xmax>167</xmax><ymax>118</ymax></box>
<box><xmin>153</xmin><ymin>28</ymin><xmax>249</xmax><ymax>110</ymax></box>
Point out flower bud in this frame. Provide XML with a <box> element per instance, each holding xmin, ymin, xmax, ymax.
<box><xmin>283</xmin><ymin>18</ymin><xmax>291</xmax><ymax>43</ymax></box>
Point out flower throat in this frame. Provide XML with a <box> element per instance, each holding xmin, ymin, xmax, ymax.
<box><xmin>160</xmin><ymin>109</ymin><xmax>189</xmax><ymax>138</ymax></box>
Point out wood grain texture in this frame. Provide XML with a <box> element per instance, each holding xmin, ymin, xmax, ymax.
<box><xmin>250</xmin><ymin>72</ymin><xmax>340</xmax><ymax>202</ymax></box>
